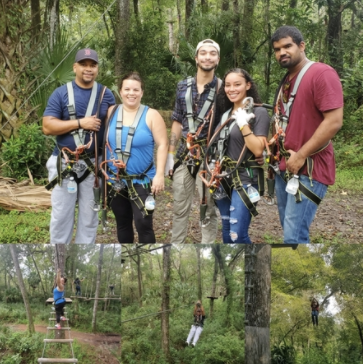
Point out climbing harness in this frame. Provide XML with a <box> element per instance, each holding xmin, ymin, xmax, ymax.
<box><xmin>200</xmin><ymin>97</ymin><xmax>268</xmax><ymax>217</ymax></box>
<box><xmin>265</xmin><ymin>61</ymin><xmax>329</xmax><ymax>206</ymax></box>
<box><xmin>99</xmin><ymin>104</ymin><xmax>154</xmax><ymax>231</ymax></box>
<box><xmin>45</xmin><ymin>82</ymin><xmax>107</xmax><ymax>206</ymax></box>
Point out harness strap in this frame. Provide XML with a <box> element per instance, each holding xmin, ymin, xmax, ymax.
<box><xmin>115</xmin><ymin>104</ymin><xmax>146</xmax><ymax>165</ymax></box>
<box><xmin>185</xmin><ymin>76</ymin><xmax>216</xmax><ymax>133</ymax></box>
<box><xmin>67</xmin><ymin>81</ymin><xmax>98</xmax><ymax>146</ymax></box>
<box><xmin>282</xmin><ymin>61</ymin><xmax>315</xmax><ymax>118</ymax></box>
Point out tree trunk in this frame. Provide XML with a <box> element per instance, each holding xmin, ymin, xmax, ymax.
<box><xmin>115</xmin><ymin>0</ymin><xmax>130</xmax><ymax>78</ymax></box>
<box><xmin>201</xmin><ymin>0</ymin><xmax>208</xmax><ymax>13</ymax></box>
<box><xmin>167</xmin><ymin>8</ymin><xmax>175</xmax><ymax>54</ymax></box>
<box><xmin>232</xmin><ymin>0</ymin><xmax>241</xmax><ymax>67</ymax></box>
<box><xmin>136</xmin><ymin>249</ymin><xmax>143</xmax><ymax>307</ymax></box>
<box><xmin>245</xmin><ymin>245</ymin><xmax>271</xmax><ymax>364</ymax></box>
<box><xmin>161</xmin><ymin>245</ymin><xmax>171</xmax><ymax>361</ymax></box>
<box><xmin>28</xmin><ymin>247</ymin><xmax>47</xmax><ymax>298</ymax></box>
<box><xmin>54</xmin><ymin>245</ymin><xmax>66</xmax><ymax>275</ymax></box>
<box><xmin>9</xmin><ymin>245</ymin><xmax>35</xmax><ymax>334</ymax></box>
<box><xmin>31</xmin><ymin>0</ymin><xmax>41</xmax><ymax>41</ymax></box>
<box><xmin>133</xmin><ymin>0</ymin><xmax>139</xmax><ymax>17</ymax></box>
<box><xmin>46</xmin><ymin>0</ymin><xmax>60</xmax><ymax>50</ymax></box>
<box><xmin>196</xmin><ymin>246</ymin><xmax>202</xmax><ymax>300</ymax></box>
<box><xmin>92</xmin><ymin>245</ymin><xmax>104</xmax><ymax>332</ymax></box>
<box><xmin>352</xmin><ymin>313</ymin><xmax>363</xmax><ymax>355</ymax></box>
<box><xmin>185</xmin><ymin>0</ymin><xmax>194</xmax><ymax>39</ymax></box>
<box><xmin>326</xmin><ymin>0</ymin><xmax>343</xmax><ymax>75</ymax></box>
<box><xmin>209</xmin><ymin>253</ymin><xmax>219</xmax><ymax>319</ymax></box>
<box><xmin>222</xmin><ymin>0</ymin><xmax>229</xmax><ymax>11</ymax></box>
<box><xmin>240</xmin><ymin>0</ymin><xmax>255</xmax><ymax>70</ymax></box>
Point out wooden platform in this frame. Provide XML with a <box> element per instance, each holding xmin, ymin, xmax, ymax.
<box><xmin>47</xmin><ymin>327</ymin><xmax>71</xmax><ymax>330</ymax></box>
<box><xmin>38</xmin><ymin>359</ymin><xmax>78</xmax><ymax>363</ymax></box>
<box><xmin>49</xmin><ymin>318</ymin><xmax>69</xmax><ymax>321</ymax></box>
<box><xmin>43</xmin><ymin>339</ymin><xmax>74</xmax><ymax>343</ymax></box>
<box><xmin>46</xmin><ymin>298</ymin><xmax>72</xmax><ymax>305</ymax></box>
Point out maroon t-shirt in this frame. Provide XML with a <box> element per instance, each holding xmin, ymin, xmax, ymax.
<box><xmin>279</xmin><ymin>63</ymin><xmax>343</xmax><ymax>185</ymax></box>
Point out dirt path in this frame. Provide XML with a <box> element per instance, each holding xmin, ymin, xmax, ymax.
<box><xmin>96</xmin><ymin>182</ymin><xmax>363</xmax><ymax>244</ymax></box>
<box><xmin>7</xmin><ymin>324</ymin><xmax>120</xmax><ymax>364</ymax></box>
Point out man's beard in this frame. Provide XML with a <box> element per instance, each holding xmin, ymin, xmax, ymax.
<box><xmin>197</xmin><ymin>63</ymin><xmax>217</xmax><ymax>72</ymax></box>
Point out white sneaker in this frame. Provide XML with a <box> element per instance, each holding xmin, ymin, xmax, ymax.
<box><xmin>55</xmin><ymin>324</ymin><xmax>61</xmax><ymax>329</ymax></box>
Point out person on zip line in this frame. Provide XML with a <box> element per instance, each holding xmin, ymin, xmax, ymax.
<box><xmin>53</xmin><ymin>269</ymin><xmax>67</xmax><ymax>329</ymax></box>
<box><xmin>311</xmin><ymin>297</ymin><xmax>320</xmax><ymax>326</ymax></box>
<box><xmin>102</xmin><ymin>72</ymin><xmax>168</xmax><ymax>244</ymax></box>
<box><xmin>165</xmin><ymin>39</ymin><xmax>221</xmax><ymax>244</ymax></box>
<box><xmin>270</xmin><ymin>26</ymin><xmax>343</xmax><ymax>243</ymax></box>
<box><xmin>185</xmin><ymin>300</ymin><xmax>206</xmax><ymax>347</ymax></box>
<box><xmin>43</xmin><ymin>49</ymin><xmax>115</xmax><ymax>244</ymax></box>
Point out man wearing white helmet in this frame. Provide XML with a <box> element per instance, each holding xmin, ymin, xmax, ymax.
<box><xmin>165</xmin><ymin>39</ymin><xmax>221</xmax><ymax>244</ymax></box>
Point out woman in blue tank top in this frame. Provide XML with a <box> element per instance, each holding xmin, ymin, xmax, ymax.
<box><xmin>104</xmin><ymin>72</ymin><xmax>168</xmax><ymax>244</ymax></box>
<box><xmin>53</xmin><ymin>269</ymin><xmax>67</xmax><ymax>329</ymax></box>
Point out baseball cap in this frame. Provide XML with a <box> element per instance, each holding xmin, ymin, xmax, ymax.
<box><xmin>75</xmin><ymin>48</ymin><xmax>99</xmax><ymax>63</ymax></box>
<box><xmin>195</xmin><ymin>39</ymin><xmax>220</xmax><ymax>55</ymax></box>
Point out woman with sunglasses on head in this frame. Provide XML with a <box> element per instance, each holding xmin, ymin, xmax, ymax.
<box><xmin>210</xmin><ymin>68</ymin><xmax>270</xmax><ymax>244</ymax></box>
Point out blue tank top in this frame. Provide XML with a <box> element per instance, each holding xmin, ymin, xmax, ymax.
<box><xmin>53</xmin><ymin>287</ymin><xmax>65</xmax><ymax>304</ymax></box>
<box><xmin>106</xmin><ymin>105</ymin><xmax>156</xmax><ymax>184</ymax></box>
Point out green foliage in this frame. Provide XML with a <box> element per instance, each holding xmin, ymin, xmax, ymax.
<box><xmin>2</xmin><ymin>288</ymin><xmax>22</xmax><ymax>304</ymax></box>
<box><xmin>272</xmin><ymin>342</ymin><xmax>296</xmax><ymax>364</ymax></box>
<box><xmin>0</xmin><ymin>124</ymin><xmax>53</xmax><ymax>180</ymax></box>
<box><xmin>0</xmin><ymin>210</ymin><xmax>50</xmax><ymax>244</ymax></box>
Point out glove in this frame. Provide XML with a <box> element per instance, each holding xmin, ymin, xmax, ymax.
<box><xmin>164</xmin><ymin>153</ymin><xmax>175</xmax><ymax>176</ymax></box>
<box><xmin>232</xmin><ymin>108</ymin><xmax>255</xmax><ymax>129</ymax></box>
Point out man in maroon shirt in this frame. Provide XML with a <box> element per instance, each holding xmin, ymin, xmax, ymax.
<box><xmin>271</xmin><ymin>26</ymin><xmax>343</xmax><ymax>244</ymax></box>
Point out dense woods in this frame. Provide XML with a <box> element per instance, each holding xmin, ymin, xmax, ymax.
<box><xmin>271</xmin><ymin>244</ymin><xmax>363</xmax><ymax>364</ymax></box>
<box><xmin>121</xmin><ymin>244</ymin><xmax>245</xmax><ymax>363</ymax></box>
<box><xmin>0</xmin><ymin>244</ymin><xmax>121</xmax><ymax>363</ymax></box>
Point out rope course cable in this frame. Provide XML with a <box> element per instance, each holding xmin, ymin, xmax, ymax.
<box><xmin>0</xmin><ymin>0</ymin><xmax>118</xmax><ymax>134</ymax></box>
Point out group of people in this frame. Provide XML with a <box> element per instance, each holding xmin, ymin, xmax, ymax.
<box><xmin>43</xmin><ymin>25</ymin><xmax>343</xmax><ymax>245</ymax></box>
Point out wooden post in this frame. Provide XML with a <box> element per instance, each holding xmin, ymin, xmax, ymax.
<box><xmin>245</xmin><ymin>244</ymin><xmax>271</xmax><ymax>364</ymax></box>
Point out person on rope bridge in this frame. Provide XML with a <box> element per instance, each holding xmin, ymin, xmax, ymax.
<box><xmin>53</xmin><ymin>269</ymin><xmax>67</xmax><ymax>329</ymax></box>
<box><xmin>108</xmin><ymin>284</ymin><xmax>115</xmax><ymax>296</ymax></box>
<box><xmin>270</xmin><ymin>26</ymin><xmax>343</xmax><ymax>243</ymax></box>
<box><xmin>185</xmin><ymin>300</ymin><xmax>206</xmax><ymax>347</ymax></box>
<box><xmin>102</xmin><ymin>72</ymin><xmax>168</xmax><ymax>244</ymax></box>
<box><xmin>311</xmin><ymin>298</ymin><xmax>320</xmax><ymax>326</ymax></box>
<box><xmin>205</xmin><ymin>69</ymin><xmax>270</xmax><ymax>244</ymax></box>
<box><xmin>74</xmin><ymin>277</ymin><xmax>85</xmax><ymax>296</ymax></box>
<box><xmin>43</xmin><ymin>48</ymin><xmax>115</xmax><ymax>244</ymax></box>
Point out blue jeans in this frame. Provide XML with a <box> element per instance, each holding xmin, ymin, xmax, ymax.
<box><xmin>215</xmin><ymin>184</ymin><xmax>258</xmax><ymax>244</ymax></box>
<box><xmin>275</xmin><ymin>172</ymin><xmax>328</xmax><ymax>244</ymax></box>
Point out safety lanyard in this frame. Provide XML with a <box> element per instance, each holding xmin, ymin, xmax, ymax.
<box><xmin>67</xmin><ymin>81</ymin><xmax>98</xmax><ymax>146</ymax></box>
<box><xmin>115</xmin><ymin>104</ymin><xmax>146</xmax><ymax>166</ymax></box>
<box><xmin>185</xmin><ymin>76</ymin><xmax>216</xmax><ymax>134</ymax></box>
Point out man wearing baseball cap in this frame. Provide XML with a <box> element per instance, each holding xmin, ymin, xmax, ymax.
<box><xmin>165</xmin><ymin>39</ymin><xmax>221</xmax><ymax>244</ymax></box>
<box><xmin>42</xmin><ymin>49</ymin><xmax>115</xmax><ymax>244</ymax></box>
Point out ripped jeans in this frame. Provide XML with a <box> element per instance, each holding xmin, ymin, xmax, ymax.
<box><xmin>215</xmin><ymin>184</ymin><xmax>257</xmax><ymax>244</ymax></box>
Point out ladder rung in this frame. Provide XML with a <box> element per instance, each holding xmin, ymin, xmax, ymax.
<box><xmin>43</xmin><ymin>339</ymin><xmax>74</xmax><ymax>343</ymax></box>
<box><xmin>50</xmin><ymin>312</ymin><xmax>67</xmax><ymax>314</ymax></box>
<box><xmin>47</xmin><ymin>327</ymin><xmax>71</xmax><ymax>330</ymax></box>
<box><xmin>49</xmin><ymin>318</ymin><xmax>69</xmax><ymax>321</ymax></box>
<box><xmin>38</xmin><ymin>359</ymin><xmax>78</xmax><ymax>363</ymax></box>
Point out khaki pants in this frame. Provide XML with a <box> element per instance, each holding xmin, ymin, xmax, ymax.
<box><xmin>171</xmin><ymin>164</ymin><xmax>218</xmax><ymax>244</ymax></box>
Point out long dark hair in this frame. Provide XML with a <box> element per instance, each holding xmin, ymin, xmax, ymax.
<box><xmin>216</xmin><ymin>68</ymin><xmax>262</xmax><ymax>118</ymax></box>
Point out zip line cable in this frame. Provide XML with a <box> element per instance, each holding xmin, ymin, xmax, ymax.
<box><xmin>0</xmin><ymin>0</ymin><xmax>118</xmax><ymax>134</ymax></box>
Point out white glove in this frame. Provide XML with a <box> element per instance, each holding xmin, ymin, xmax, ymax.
<box><xmin>164</xmin><ymin>153</ymin><xmax>175</xmax><ymax>176</ymax></box>
<box><xmin>232</xmin><ymin>108</ymin><xmax>255</xmax><ymax>129</ymax></box>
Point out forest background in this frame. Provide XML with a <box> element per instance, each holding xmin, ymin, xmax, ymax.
<box><xmin>0</xmin><ymin>0</ymin><xmax>362</xmax><ymax>243</ymax></box>
<box><xmin>0</xmin><ymin>244</ymin><xmax>121</xmax><ymax>363</ymax></box>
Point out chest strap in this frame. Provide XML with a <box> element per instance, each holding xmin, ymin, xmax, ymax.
<box><xmin>67</xmin><ymin>81</ymin><xmax>98</xmax><ymax>146</ymax></box>
<box><xmin>115</xmin><ymin>104</ymin><xmax>146</xmax><ymax>165</ymax></box>
<box><xmin>185</xmin><ymin>76</ymin><xmax>216</xmax><ymax>134</ymax></box>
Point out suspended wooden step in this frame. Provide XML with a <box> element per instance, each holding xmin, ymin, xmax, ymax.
<box><xmin>46</xmin><ymin>327</ymin><xmax>71</xmax><ymax>330</ymax></box>
<box><xmin>38</xmin><ymin>359</ymin><xmax>78</xmax><ymax>363</ymax></box>
<box><xmin>43</xmin><ymin>339</ymin><xmax>74</xmax><ymax>343</ymax></box>
<box><xmin>46</xmin><ymin>298</ymin><xmax>73</xmax><ymax>304</ymax></box>
<box><xmin>49</xmin><ymin>318</ymin><xmax>69</xmax><ymax>321</ymax></box>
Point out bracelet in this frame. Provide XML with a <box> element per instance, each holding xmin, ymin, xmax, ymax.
<box><xmin>77</xmin><ymin>119</ymin><xmax>81</xmax><ymax>129</ymax></box>
<box><xmin>243</xmin><ymin>132</ymin><xmax>253</xmax><ymax>137</ymax></box>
